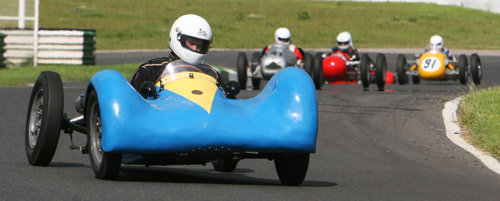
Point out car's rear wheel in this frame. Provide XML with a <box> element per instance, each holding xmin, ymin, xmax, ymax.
<box><xmin>470</xmin><ymin>53</ymin><xmax>482</xmax><ymax>85</ymax></box>
<box><xmin>458</xmin><ymin>54</ymin><xmax>468</xmax><ymax>85</ymax></box>
<box><xmin>25</xmin><ymin>71</ymin><xmax>63</xmax><ymax>166</ymax></box>
<box><xmin>375</xmin><ymin>53</ymin><xmax>387</xmax><ymax>91</ymax></box>
<box><xmin>237</xmin><ymin>52</ymin><xmax>248</xmax><ymax>90</ymax></box>
<box><xmin>313</xmin><ymin>53</ymin><xmax>324</xmax><ymax>89</ymax></box>
<box><xmin>396</xmin><ymin>54</ymin><xmax>408</xmax><ymax>85</ymax></box>
<box><xmin>303</xmin><ymin>53</ymin><xmax>314</xmax><ymax>75</ymax></box>
<box><xmin>212</xmin><ymin>159</ymin><xmax>238</xmax><ymax>172</ymax></box>
<box><xmin>251</xmin><ymin>52</ymin><xmax>261</xmax><ymax>90</ymax></box>
<box><xmin>87</xmin><ymin>89</ymin><xmax>122</xmax><ymax>179</ymax></box>
<box><xmin>360</xmin><ymin>54</ymin><xmax>370</xmax><ymax>89</ymax></box>
<box><xmin>274</xmin><ymin>153</ymin><xmax>309</xmax><ymax>186</ymax></box>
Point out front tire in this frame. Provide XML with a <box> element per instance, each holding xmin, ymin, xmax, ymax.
<box><xmin>458</xmin><ymin>54</ymin><xmax>468</xmax><ymax>85</ymax></box>
<box><xmin>212</xmin><ymin>159</ymin><xmax>238</xmax><ymax>172</ymax></box>
<box><xmin>470</xmin><ymin>53</ymin><xmax>482</xmax><ymax>85</ymax></box>
<box><xmin>250</xmin><ymin>52</ymin><xmax>261</xmax><ymax>90</ymax></box>
<box><xmin>274</xmin><ymin>153</ymin><xmax>309</xmax><ymax>186</ymax></box>
<box><xmin>236</xmin><ymin>52</ymin><xmax>248</xmax><ymax>90</ymax></box>
<box><xmin>396</xmin><ymin>54</ymin><xmax>408</xmax><ymax>85</ymax></box>
<box><xmin>360</xmin><ymin>54</ymin><xmax>370</xmax><ymax>89</ymax></box>
<box><xmin>86</xmin><ymin>89</ymin><xmax>122</xmax><ymax>179</ymax></box>
<box><xmin>25</xmin><ymin>71</ymin><xmax>64</xmax><ymax>166</ymax></box>
<box><xmin>375</xmin><ymin>53</ymin><xmax>387</xmax><ymax>91</ymax></box>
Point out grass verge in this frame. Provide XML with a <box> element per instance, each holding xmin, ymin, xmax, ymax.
<box><xmin>2</xmin><ymin>0</ymin><xmax>499</xmax><ymax>50</ymax></box>
<box><xmin>459</xmin><ymin>86</ymin><xmax>500</xmax><ymax>158</ymax></box>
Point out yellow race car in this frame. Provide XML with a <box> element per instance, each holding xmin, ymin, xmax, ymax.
<box><xmin>396</xmin><ymin>47</ymin><xmax>482</xmax><ymax>85</ymax></box>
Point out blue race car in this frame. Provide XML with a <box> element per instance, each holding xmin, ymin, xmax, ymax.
<box><xmin>25</xmin><ymin>60</ymin><xmax>318</xmax><ymax>185</ymax></box>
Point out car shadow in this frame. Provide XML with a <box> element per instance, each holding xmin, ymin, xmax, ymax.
<box><xmin>114</xmin><ymin>166</ymin><xmax>337</xmax><ymax>187</ymax></box>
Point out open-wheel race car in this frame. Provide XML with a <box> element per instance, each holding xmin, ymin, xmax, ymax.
<box><xmin>25</xmin><ymin>60</ymin><xmax>318</xmax><ymax>185</ymax></box>
<box><xmin>236</xmin><ymin>44</ymin><xmax>314</xmax><ymax>90</ymax></box>
<box><xmin>396</xmin><ymin>48</ymin><xmax>482</xmax><ymax>85</ymax></box>
<box><xmin>311</xmin><ymin>50</ymin><xmax>393</xmax><ymax>91</ymax></box>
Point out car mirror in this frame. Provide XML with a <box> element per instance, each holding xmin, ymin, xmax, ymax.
<box><xmin>140</xmin><ymin>81</ymin><xmax>159</xmax><ymax>99</ymax></box>
<box><xmin>226</xmin><ymin>81</ymin><xmax>240</xmax><ymax>99</ymax></box>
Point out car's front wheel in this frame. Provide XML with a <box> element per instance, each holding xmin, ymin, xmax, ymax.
<box><xmin>274</xmin><ymin>153</ymin><xmax>309</xmax><ymax>186</ymax></box>
<box><xmin>212</xmin><ymin>159</ymin><xmax>238</xmax><ymax>172</ymax></box>
<box><xmin>86</xmin><ymin>89</ymin><xmax>122</xmax><ymax>179</ymax></box>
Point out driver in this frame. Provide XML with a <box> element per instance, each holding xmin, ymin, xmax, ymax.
<box><xmin>130</xmin><ymin>14</ymin><xmax>223</xmax><ymax>94</ymax></box>
<box><xmin>425</xmin><ymin>35</ymin><xmax>454</xmax><ymax>60</ymax></box>
<box><xmin>329</xmin><ymin>31</ymin><xmax>360</xmax><ymax>61</ymax></box>
<box><xmin>261</xmin><ymin>27</ymin><xmax>304</xmax><ymax>61</ymax></box>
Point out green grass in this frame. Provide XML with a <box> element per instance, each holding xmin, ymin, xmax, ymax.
<box><xmin>0</xmin><ymin>64</ymin><xmax>139</xmax><ymax>87</ymax></box>
<box><xmin>459</xmin><ymin>87</ymin><xmax>500</xmax><ymax>158</ymax></box>
<box><xmin>2</xmin><ymin>0</ymin><xmax>499</xmax><ymax>50</ymax></box>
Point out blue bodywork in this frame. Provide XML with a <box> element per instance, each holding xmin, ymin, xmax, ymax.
<box><xmin>86</xmin><ymin>67</ymin><xmax>317</xmax><ymax>154</ymax></box>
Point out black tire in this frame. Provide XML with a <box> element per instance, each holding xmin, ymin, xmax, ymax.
<box><xmin>375</xmin><ymin>53</ymin><xmax>387</xmax><ymax>91</ymax></box>
<box><xmin>313</xmin><ymin>53</ymin><xmax>324</xmax><ymax>89</ymax></box>
<box><xmin>237</xmin><ymin>52</ymin><xmax>248</xmax><ymax>90</ymax></box>
<box><xmin>25</xmin><ymin>71</ymin><xmax>64</xmax><ymax>166</ymax></box>
<box><xmin>470</xmin><ymin>53</ymin><xmax>482</xmax><ymax>85</ymax></box>
<box><xmin>458</xmin><ymin>54</ymin><xmax>468</xmax><ymax>85</ymax></box>
<box><xmin>411</xmin><ymin>75</ymin><xmax>420</xmax><ymax>84</ymax></box>
<box><xmin>360</xmin><ymin>54</ymin><xmax>370</xmax><ymax>89</ymax></box>
<box><xmin>212</xmin><ymin>159</ymin><xmax>238</xmax><ymax>172</ymax></box>
<box><xmin>396</xmin><ymin>54</ymin><xmax>408</xmax><ymax>85</ymax></box>
<box><xmin>303</xmin><ymin>53</ymin><xmax>314</xmax><ymax>75</ymax></box>
<box><xmin>251</xmin><ymin>52</ymin><xmax>261</xmax><ymax>90</ymax></box>
<box><xmin>87</xmin><ymin>89</ymin><xmax>122</xmax><ymax>179</ymax></box>
<box><xmin>274</xmin><ymin>153</ymin><xmax>309</xmax><ymax>186</ymax></box>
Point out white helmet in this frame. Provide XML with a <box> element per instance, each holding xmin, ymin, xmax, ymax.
<box><xmin>275</xmin><ymin>27</ymin><xmax>291</xmax><ymax>45</ymax></box>
<box><xmin>429</xmin><ymin>35</ymin><xmax>444</xmax><ymax>50</ymax></box>
<box><xmin>336</xmin><ymin>31</ymin><xmax>352</xmax><ymax>50</ymax></box>
<box><xmin>169</xmin><ymin>14</ymin><xmax>212</xmax><ymax>65</ymax></box>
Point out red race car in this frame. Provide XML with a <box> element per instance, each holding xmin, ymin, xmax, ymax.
<box><xmin>311</xmin><ymin>50</ymin><xmax>395</xmax><ymax>91</ymax></box>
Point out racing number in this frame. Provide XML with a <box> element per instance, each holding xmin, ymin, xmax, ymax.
<box><xmin>421</xmin><ymin>57</ymin><xmax>441</xmax><ymax>72</ymax></box>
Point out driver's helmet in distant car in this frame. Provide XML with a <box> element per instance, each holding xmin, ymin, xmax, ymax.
<box><xmin>169</xmin><ymin>14</ymin><xmax>212</xmax><ymax>65</ymax></box>
<box><xmin>429</xmin><ymin>35</ymin><xmax>444</xmax><ymax>50</ymax></box>
<box><xmin>336</xmin><ymin>31</ymin><xmax>352</xmax><ymax>51</ymax></box>
<box><xmin>274</xmin><ymin>27</ymin><xmax>291</xmax><ymax>45</ymax></box>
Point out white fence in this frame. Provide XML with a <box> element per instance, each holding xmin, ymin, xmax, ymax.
<box><xmin>343</xmin><ymin>0</ymin><xmax>500</xmax><ymax>14</ymax></box>
<box><xmin>0</xmin><ymin>29</ymin><xmax>96</xmax><ymax>65</ymax></box>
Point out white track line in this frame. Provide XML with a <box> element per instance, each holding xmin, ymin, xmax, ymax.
<box><xmin>442</xmin><ymin>97</ymin><xmax>500</xmax><ymax>175</ymax></box>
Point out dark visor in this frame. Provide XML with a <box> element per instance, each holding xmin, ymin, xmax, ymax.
<box><xmin>278</xmin><ymin>37</ymin><xmax>289</xmax><ymax>42</ymax></box>
<box><xmin>180</xmin><ymin>35</ymin><xmax>211</xmax><ymax>54</ymax></box>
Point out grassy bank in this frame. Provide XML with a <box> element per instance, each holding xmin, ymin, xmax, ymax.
<box><xmin>459</xmin><ymin>87</ymin><xmax>500</xmax><ymax>158</ymax></box>
<box><xmin>0</xmin><ymin>64</ymin><xmax>138</xmax><ymax>87</ymax></box>
<box><xmin>2</xmin><ymin>0</ymin><xmax>499</xmax><ymax>50</ymax></box>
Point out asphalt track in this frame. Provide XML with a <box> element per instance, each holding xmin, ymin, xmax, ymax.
<box><xmin>1</xmin><ymin>50</ymin><xmax>499</xmax><ymax>200</ymax></box>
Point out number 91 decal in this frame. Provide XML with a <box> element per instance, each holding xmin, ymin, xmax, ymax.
<box><xmin>420</xmin><ymin>57</ymin><xmax>441</xmax><ymax>72</ymax></box>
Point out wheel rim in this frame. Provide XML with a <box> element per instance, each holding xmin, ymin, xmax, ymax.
<box><xmin>28</xmin><ymin>88</ymin><xmax>44</xmax><ymax>148</ymax></box>
<box><xmin>89</xmin><ymin>102</ymin><xmax>103</xmax><ymax>165</ymax></box>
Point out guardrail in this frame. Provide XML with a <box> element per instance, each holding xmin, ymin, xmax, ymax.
<box><xmin>0</xmin><ymin>33</ymin><xmax>6</xmax><ymax>68</ymax></box>
<box><xmin>0</xmin><ymin>28</ymin><xmax>96</xmax><ymax>66</ymax></box>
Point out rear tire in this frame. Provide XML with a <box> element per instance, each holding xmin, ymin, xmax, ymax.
<box><xmin>470</xmin><ymin>53</ymin><xmax>481</xmax><ymax>85</ymax></box>
<box><xmin>274</xmin><ymin>153</ymin><xmax>309</xmax><ymax>186</ymax></box>
<box><xmin>458</xmin><ymin>54</ymin><xmax>468</xmax><ymax>85</ymax></box>
<box><xmin>396</xmin><ymin>54</ymin><xmax>408</xmax><ymax>85</ymax></box>
<box><xmin>237</xmin><ymin>52</ymin><xmax>248</xmax><ymax>90</ymax></box>
<box><xmin>25</xmin><ymin>71</ymin><xmax>64</xmax><ymax>166</ymax></box>
<box><xmin>251</xmin><ymin>52</ymin><xmax>261</xmax><ymax>90</ymax></box>
<box><xmin>313</xmin><ymin>53</ymin><xmax>324</xmax><ymax>89</ymax></box>
<box><xmin>360</xmin><ymin>54</ymin><xmax>370</xmax><ymax>89</ymax></box>
<box><xmin>87</xmin><ymin>89</ymin><xmax>122</xmax><ymax>179</ymax></box>
<box><xmin>212</xmin><ymin>159</ymin><xmax>238</xmax><ymax>172</ymax></box>
<box><xmin>303</xmin><ymin>53</ymin><xmax>314</xmax><ymax>75</ymax></box>
<box><xmin>412</xmin><ymin>75</ymin><xmax>420</xmax><ymax>84</ymax></box>
<box><xmin>375</xmin><ymin>53</ymin><xmax>387</xmax><ymax>91</ymax></box>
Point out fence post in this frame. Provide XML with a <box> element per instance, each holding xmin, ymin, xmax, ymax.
<box><xmin>83</xmin><ymin>30</ymin><xmax>96</xmax><ymax>65</ymax></box>
<box><xmin>0</xmin><ymin>33</ymin><xmax>6</xmax><ymax>68</ymax></box>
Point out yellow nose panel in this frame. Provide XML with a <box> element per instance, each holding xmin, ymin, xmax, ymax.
<box><xmin>158</xmin><ymin>72</ymin><xmax>218</xmax><ymax>114</ymax></box>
